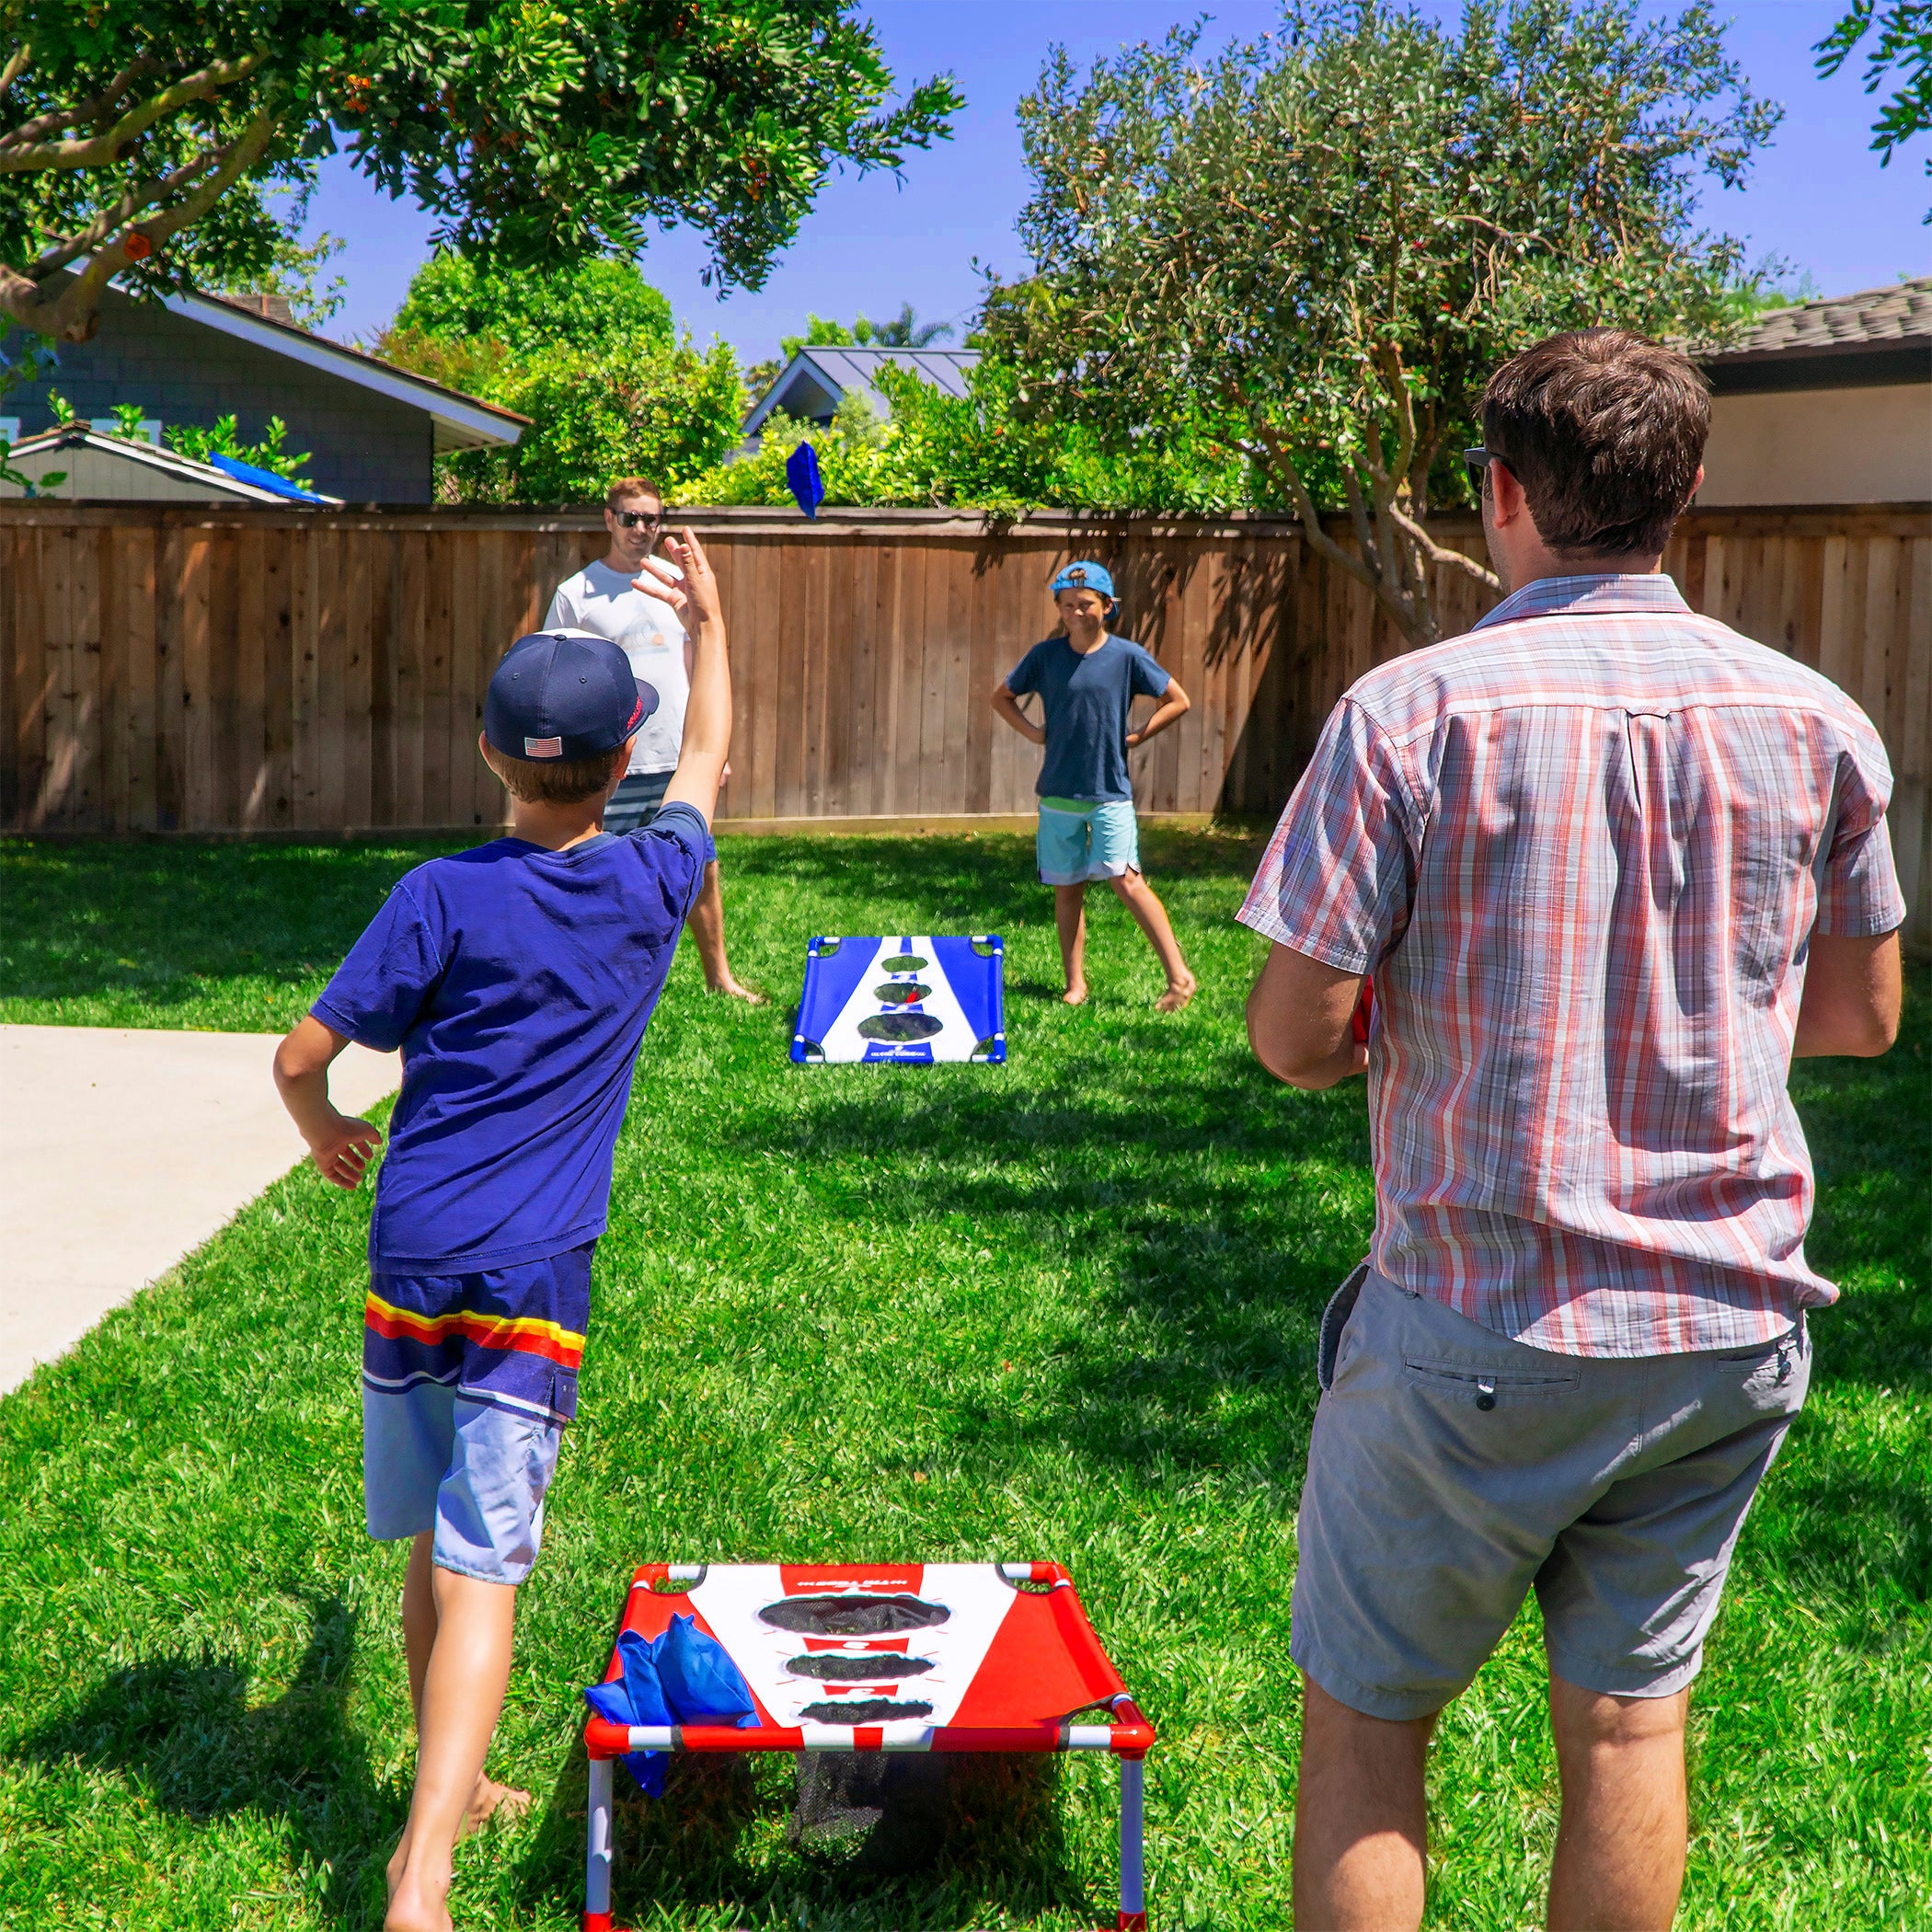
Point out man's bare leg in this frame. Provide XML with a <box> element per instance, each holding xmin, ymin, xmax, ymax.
<box><xmin>1110</xmin><ymin>869</ymin><xmax>1197</xmax><ymax>1011</ymax></box>
<box><xmin>1293</xmin><ymin>1675</ymin><xmax>1435</xmax><ymax>1932</ymax></box>
<box><xmin>1054</xmin><ymin>883</ymin><xmax>1089</xmax><ymax>1003</ymax></box>
<box><xmin>684</xmin><ymin>862</ymin><xmax>764</xmax><ymax>1002</ymax></box>
<box><xmin>1547</xmin><ymin>1676</ymin><xmax>1689</xmax><ymax>1931</ymax></box>
<box><xmin>386</xmin><ymin>1539</ymin><xmax>527</xmax><ymax>1914</ymax></box>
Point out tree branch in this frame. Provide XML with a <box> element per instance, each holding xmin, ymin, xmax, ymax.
<box><xmin>1386</xmin><ymin>501</ymin><xmax>1501</xmax><ymax>592</ymax></box>
<box><xmin>29</xmin><ymin>149</ymin><xmax>217</xmax><ymax>276</ymax></box>
<box><xmin>1232</xmin><ymin>384</ymin><xmax>1384</xmax><ymax>599</ymax></box>
<box><xmin>0</xmin><ymin>51</ymin><xmax>264</xmax><ymax>175</ymax></box>
<box><xmin>0</xmin><ymin>53</ymin><xmax>156</xmax><ymax>152</ymax></box>
<box><xmin>0</xmin><ymin>109</ymin><xmax>278</xmax><ymax>340</ymax></box>
<box><xmin>0</xmin><ymin>46</ymin><xmax>31</xmax><ymax>110</ymax></box>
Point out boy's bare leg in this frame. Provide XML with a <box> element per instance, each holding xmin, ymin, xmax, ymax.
<box><xmin>387</xmin><ymin>1536</ymin><xmax>529</xmax><ymax>1900</ymax></box>
<box><xmin>1110</xmin><ymin>869</ymin><xmax>1197</xmax><ymax>1010</ymax></box>
<box><xmin>385</xmin><ymin>1560</ymin><xmax>524</xmax><ymax>1932</ymax></box>
<box><xmin>1546</xmin><ymin>1676</ymin><xmax>1689</xmax><ymax>1931</ymax></box>
<box><xmin>1293</xmin><ymin>1675</ymin><xmax>1434</xmax><ymax>1931</ymax></box>
<box><xmin>1054</xmin><ymin>884</ymin><xmax>1089</xmax><ymax>1004</ymax></box>
<box><xmin>684</xmin><ymin>862</ymin><xmax>764</xmax><ymax>1002</ymax></box>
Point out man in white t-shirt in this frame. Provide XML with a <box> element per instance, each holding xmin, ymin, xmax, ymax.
<box><xmin>545</xmin><ymin>474</ymin><xmax>762</xmax><ymax>1002</ymax></box>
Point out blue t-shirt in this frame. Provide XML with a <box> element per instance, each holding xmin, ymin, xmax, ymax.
<box><xmin>1004</xmin><ymin>634</ymin><xmax>1171</xmax><ymax>803</ymax></box>
<box><xmin>312</xmin><ymin>807</ymin><xmax>707</xmax><ymax>1272</ymax></box>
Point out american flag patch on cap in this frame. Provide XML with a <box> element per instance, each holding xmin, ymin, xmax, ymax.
<box><xmin>524</xmin><ymin>735</ymin><xmax>563</xmax><ymax>758</ymax></box>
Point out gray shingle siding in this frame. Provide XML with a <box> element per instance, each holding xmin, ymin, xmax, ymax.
<box><xmin>5</xmin><ymin>288</ymin><xmax>436</xmax><ymax>500</ymax></box>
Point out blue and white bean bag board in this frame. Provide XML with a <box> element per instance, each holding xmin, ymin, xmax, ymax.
<box><xmin>792</xmin><ymin>936</ymin><xmax>1006</xmax><ymax>1064</ymax></box>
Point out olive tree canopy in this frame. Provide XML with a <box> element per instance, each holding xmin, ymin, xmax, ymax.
<box><xmin>0</xmin><ymin>1</ymin><xmax>960</xmax><ymax>343</ymax></box>
<box><xmin>981</xmin><ymin>0</ymin><xmax>1778</xmax><ymax>644</ymax></box>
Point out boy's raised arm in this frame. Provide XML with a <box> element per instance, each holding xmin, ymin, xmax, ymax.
<box><xmin>637</xmin><ymin>529</ymin><xmax>730</xmax><ymax>823</ymax></box>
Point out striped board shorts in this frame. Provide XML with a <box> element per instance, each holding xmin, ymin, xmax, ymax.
<box><xmin>361</xmin><ymin>1241</ymin><xmax>591</xmax><ymax>1584</ymax></box>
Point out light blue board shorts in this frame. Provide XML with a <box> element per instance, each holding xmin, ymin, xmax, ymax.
<box><xmin>1037</xmin><ymin>797</ymin><xmax>1140</xmax><ymax>885</ymax></box>
<box><xmin>364</xmin><ymin>1382</ymin><xmax>564</xmax><ymax>1586</ymax></box>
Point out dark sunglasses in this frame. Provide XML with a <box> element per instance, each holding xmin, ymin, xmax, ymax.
<box><xmin>612</xmin><ymin>508</ymin><xmax>662</xmax><ymax>531</ymax></box>
<box><xmin>1463</xmin><ymin>446</ymin><xmax>1501</xmax><ymax>495</ymax></box>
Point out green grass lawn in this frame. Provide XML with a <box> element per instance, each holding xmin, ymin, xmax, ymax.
<box><xmin>0</xmin><ymin>832</ymin><xmax>1926</xmax><ymax>1931</ymax></box>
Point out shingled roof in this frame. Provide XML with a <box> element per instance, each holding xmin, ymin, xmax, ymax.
<box><xmin>1699</xmin><ymin>278</ymin><xmax>1932</xmax><ymax>392</ymax></box>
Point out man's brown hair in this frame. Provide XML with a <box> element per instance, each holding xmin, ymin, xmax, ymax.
<box><xmin>1481</xmin><ymin>329</ymin><xmax>1709</xmax><ymax>559</ymax></box>
<box><xmin>605</xmin><ymin>475</ymin><xmax>664</xmax><ymax>511</ymax></box>
<box><xmin>481</xmin><ymin>740</ymin><xmax>627</xmax><ymax>806</ymax></box>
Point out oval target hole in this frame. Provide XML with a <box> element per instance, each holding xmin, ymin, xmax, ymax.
<box><xmin>857</xmin><ymin>1013</ymin><xmax>944</xmax><ymax>1042</ymax></box>
<box><xmin>787</xmin><ymin>1652</ymin><xmax>937</xmax><ymax>1681</ymax></box>
<box><xmin>757</xmin><ymin>1593</ymin><xmax>951</xmax><ymax>1636</ymax></box>
<box><xmin>871</xmin><ymin>981</ymin><xmax>933</xmax><ymax>1006</ymax></box>
<box><xmin>881</xmin><ymin>954</ymin><xmax>928</xmax><ymax>973</ymax></box>
<box><xmin>799</xmin><ymin>1698</ymin><xmax>934</xmax><ymax>1725</ymax></box>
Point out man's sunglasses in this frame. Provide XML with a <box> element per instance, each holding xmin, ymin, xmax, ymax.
<box><xmin>1464</xmin><ymin>446</ymin><xmax>1501</xmax><ymax>496</ymax></box>
<box><xmin>612</xmin><ymin>508</ymin><xmax>662</xmax><ymax>531</ymax></box>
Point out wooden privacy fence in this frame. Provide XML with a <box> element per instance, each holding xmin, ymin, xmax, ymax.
<box><xmin>3</xmin><ymin>500</ymin><xmax>1927</xmax><ymax>945</ymax></box>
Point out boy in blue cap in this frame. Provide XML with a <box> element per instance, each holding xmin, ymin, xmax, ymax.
<box><xmin>272</xmin><ymin>532</ymin><xmax>730</xmax><ymax>1932</ymax></box>
<box><xmin>992</xmin><ymin>560</ymin><xmax>1198</xmax><ymax>1010</ymax></box>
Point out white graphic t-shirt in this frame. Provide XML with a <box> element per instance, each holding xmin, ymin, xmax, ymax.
<box><xmin>544</xmin><ymin>558</ymin><xmax>688</xmax><ymax>776</ymax></box>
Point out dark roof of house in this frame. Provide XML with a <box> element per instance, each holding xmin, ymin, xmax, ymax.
<box><xmin>742</xmin><ymin>346</ymin><xmax>980</xmax><ymax>435</ymax></box>
<box><xmin>1697</xmin><ymin>278</ymin><xmax>1932</xmax><ymax>393</ymax></box>
<box><xmin>165</xmin><ymin>289</ymin><xmax>531</xmax><ymax>451</ymax></box>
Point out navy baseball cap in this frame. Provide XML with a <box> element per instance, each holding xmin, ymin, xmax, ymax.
<box><xmin>484</xmin><ymin>630</ymin><xmax>658</xmax><ymax>762</ymax></box>
<box><xmin>1051</xmin><ymin>560</ymin><xmax>1115</xmax><ymax>600</ymax></box>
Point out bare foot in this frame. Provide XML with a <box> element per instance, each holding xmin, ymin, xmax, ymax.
<box><xmin>707</xmin><ymin>977</ymin><xmax>767</xmax><ymax>1006</ymax></box>
<box><xmin>459</xmin><ymin>1772</ymin><xmax>531</xmax><ymax>1839</ymax></box>
<box><xmin>1154</xmin><ymin>975</ymin><xmax>1197</xmax><ymax>1014</ymax></box>
<box><xmin>385</xmin><ymin>1884</ymin><xmax>454</xmax><ymax>1932</ymax></box>
<box><xmin>1062</xmin><ymin>983</ymin><xmax>1089</xmax><ymax>1006</ymax></box>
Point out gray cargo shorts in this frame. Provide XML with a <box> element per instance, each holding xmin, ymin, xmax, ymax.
<box><xmin>1293</xmin><ymin>1266</ymin><xmax>1809</xmax><ymax>1721</ymax></box>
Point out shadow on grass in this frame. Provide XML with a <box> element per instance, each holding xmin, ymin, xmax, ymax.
<box><xmin>724</xmin><ymin>1041</ymin><xmax>1373</xmax><ymax>1488</ymax></box>
<box><xmin>517</xmin><ymin>1742</ymin><xmax>1089</xmax><ymax>1925</ymax></box>
<box><xmin>0</xmin><ymin>838</ymin><xmax>483</xmax><ymax>1017</ymax></box>
<box><xmin>9</xmin><ymin>1596</ymin><xmax>397</xmax><ymax>1925</ymax></box>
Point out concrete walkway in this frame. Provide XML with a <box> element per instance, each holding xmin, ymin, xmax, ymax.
<box><xmin>0</xmin><ymin>1026</ymin><xmax>399</xmax><ymax>1396</ymax></box>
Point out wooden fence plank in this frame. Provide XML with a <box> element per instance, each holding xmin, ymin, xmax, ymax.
<box><xmin>3</xmin><ymin>500</ymin><xmax>1926</xmax><ymax>950</ymax></box>
<box><xmin>121</xmin><ymin>526</ymin><xmax>158</xmax><ymax>832</ymax></box>
<box><xmin>289</xmin><ymin>526</ymin><xmax>322</xmax><ymax>826</ymax></box>
<box><xmin>747</xmin><ymin>538</ymin><xmax>781</xmax><ymax>822</ymax></box>
<box><xmin>178</xmin><ymin>534</ymin><xmax>214</xmax><ymax>831</ymax></box>
<box><xmin>234</xmin><ymin>528</ymin><xmax>270</xmax><ymax>828</ymax></box>
<box><xmin>421</xmin><ymin>528</ymin><xmax>454</xmax><ymax>824</ymax></box>
<box><xmin>393</xmin><ymin>531</ymin><xmax>427</xmax><ymax>828</ymax></box>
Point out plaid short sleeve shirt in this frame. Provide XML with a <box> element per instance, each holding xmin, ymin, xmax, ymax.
<box><xmin>1238</xmin><ymin>574</ymin><xmax>1906</xmax><ymax>1357</ymax></box>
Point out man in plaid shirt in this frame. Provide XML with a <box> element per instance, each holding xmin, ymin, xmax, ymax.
<box><xmin>1241</xmin><ymin>329</ymin><xmax>1904</xmax><ymax>1931</ymax></box>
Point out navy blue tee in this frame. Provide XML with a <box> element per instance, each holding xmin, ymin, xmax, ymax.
<box><xmin>1003</xmin><ymin>634</ymin><xmax>1171</xmax><ymax>802</ymax></box>
<box><xmin>312</xmin><ymin>806</ymin><xmax>707</xmax><ymax>1272</ymax></box>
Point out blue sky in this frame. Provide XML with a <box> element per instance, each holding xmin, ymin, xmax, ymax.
<box><xmin>306</xmin><ymin>1</ymin><xmax>1930</xmax><ymax>355</ymax></box>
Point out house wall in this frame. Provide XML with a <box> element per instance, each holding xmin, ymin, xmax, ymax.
<box><xmin>1700</xmin><ymin>381</ymin><xmax>1932</xmax><ymax>506</ymax></box>
<box><xmin>4</xmin><ymin>288</ymin><xmax>436</xmax><ymax>500</ymax></box>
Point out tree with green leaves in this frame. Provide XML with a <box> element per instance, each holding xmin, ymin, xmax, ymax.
<box><xmin>981</xmin><ymin>0</ymin><xmax>1778</xmax><ymax>645</ymax></box>
<box><xmin>0</xmin><ymin>3</ymin><xmax>961</xmax><ymax>344</ymax></box>
<box><xmin>378</xmin><ymin>252</ymin><xmax>741</xmax><ymax>504</ymax></box>
<box><xmin>680</xmin><ymin>356</ymin><xmax>1253</xmax><ymax>516</ymax></box>
<box><xmin>1815</xmin><ymin>3</ymin><xmax>1931</xmax><ymax>217</ymax></box>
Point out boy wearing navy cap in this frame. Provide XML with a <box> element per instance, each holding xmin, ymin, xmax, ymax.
<box><xmin>272</xmin><ymin>533</ymin><xmax>730</xmax><ymax>1932</ymax></box>
<box><xmin>993</xmin><ymin>561</ymin><xmax>1198</xmax><ymax>1010</ymax></box>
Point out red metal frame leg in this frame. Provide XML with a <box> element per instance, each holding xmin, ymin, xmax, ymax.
<box><xmin>1117</xmin><ymin>1754</ymin><xmax>1147</xmax><ymax>1930</ymax></box>
<box><xmin>583</xmin><ymin>1753</ymin><xmax>615</xmax><ymax>1932</ymax></box>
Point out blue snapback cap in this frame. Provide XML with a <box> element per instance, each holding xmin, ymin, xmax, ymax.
<box><xmin>484</xmin><ymin>630</ymin><xmax>659</xmax><ymax>762</ymax></box>
<box><xmin>1051</xmin><ymin>560</ymin><xmax>1115</xmax><ymax>600</ymax></box>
